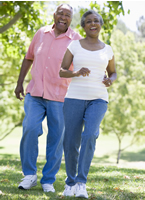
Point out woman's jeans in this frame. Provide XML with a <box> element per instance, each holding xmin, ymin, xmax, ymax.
<box><xmin>20</xmin><ymin>93</ymin><xmax>64</xmax><ymax>184</ymax></box>
<box><xmin>63</xmin><ymin>98</ymin><xmax>108</xmax><ymax>186</ymax></box>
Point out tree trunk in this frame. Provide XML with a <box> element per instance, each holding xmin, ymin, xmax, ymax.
<box><xmin>117</xmin><ymin>149</ymin><xmax>121</xmax><ymax>164</ymax></box>
<box><xmin>117</xmin><ymin>140</ymin><xmax>121</xmax><ymax>164</ymax></box>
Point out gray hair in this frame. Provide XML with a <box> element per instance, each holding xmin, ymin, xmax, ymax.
<box><xmin>55</xmin><ymin>4</ymin><xmax>73</xmax><ymax>14</ymax></box>
<box><xmin>81</xmin><ymin>10</ymin><xmax>104</xmax><ymax>28</ymax></box>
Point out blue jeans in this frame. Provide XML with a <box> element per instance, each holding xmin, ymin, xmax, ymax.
<box><xmin>63</xmin><ymin>98</ymin><xmax>108</xmax><ymax>186</ymax></box>
<box><xmin>20</xmin><ymin>93</ymin><xmax>64</xmax><ymax>184</ymax></box>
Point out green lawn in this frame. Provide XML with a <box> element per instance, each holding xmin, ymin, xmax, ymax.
<box><xmin>0</xmin><ymin>127</ymin><xmax>145</xmax><ymax>199</ymax></box>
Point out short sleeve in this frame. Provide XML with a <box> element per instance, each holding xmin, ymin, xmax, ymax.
<box><xmin>107</xmin><ymin>45</ymin><xmax>114</xmax><ymax>60</ymax></box>
<box><xmin>25</xmin><ymin>28</ymin><xmax>41</xmax><ymax>60</ymax></box>
<box><xmin>67</xmin><ymin>40</ymin><xmax>77</xmax><ymax>55</ymax></box>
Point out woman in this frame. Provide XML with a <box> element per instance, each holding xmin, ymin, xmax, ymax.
<box><xmin>59</xmin><ymin>10</ymin><xmax>117</xmax><ymax>199</ymax></box>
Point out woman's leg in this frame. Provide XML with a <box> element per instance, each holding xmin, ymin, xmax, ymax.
<box><xmin>63</xmin><ymin>98</ymin><xmax>85</xmax><ymax>186</ymax></box>
<box><xmin>76</xmin><ymin>99</ymin><xmax>108</xmax><ymax>183</ymax></box>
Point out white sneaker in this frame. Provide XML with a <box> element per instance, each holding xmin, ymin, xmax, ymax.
<box><xmin>42</xmin><ymin>184</ymin><xmax>55</xmax><ymax>192</ymax></box>
<box><xmin>18</xmin><ymin>175</ymin><xmax>37</xmax><ymax>189</ymax></box>
<box><xmin>75</xmin><ymin>182</ymin><xmax>88</xmax><ymax>199</ymax></box>
<box><xmin>63</xmin><ymin>184</ymin><xmax>76</xmax><ymax>196</ymax></box>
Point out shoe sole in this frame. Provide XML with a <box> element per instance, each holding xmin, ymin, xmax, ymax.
<box><xmin>63</xmin><ymin>193</ymin><xmax>74</xmax><ymax>197</ymax></box>
<box><xmin>18</xmin><ymin>182</ymin><xmax>37</xmax><ymax>190</ymax></box>
<box><xmin>43</xmin><ymin>190</ymin><xmax>55</xmax><ymax>193</ymax></box>
<box><xmin>75</xmin><ymin>194</ymin><xmax>88</xmax><ymax>199</ymax></box>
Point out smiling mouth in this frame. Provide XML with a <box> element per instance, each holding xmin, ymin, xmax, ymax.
<box><xmin>59</xmin><ymin>21</ymin><xmax>66</xmax><ymax>25</ymax></box>
<box><xmin>90</xmin><ymin>27</ymin><xmax>97</xmax><ymax>30</ymax></box>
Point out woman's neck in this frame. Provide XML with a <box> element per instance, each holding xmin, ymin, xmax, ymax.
<box><xmin>84</xmin><ymin>36</ymin><xmax>100</xmax><ymax>44</ymax></box>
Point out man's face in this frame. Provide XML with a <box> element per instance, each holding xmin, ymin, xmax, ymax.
<box><xmin>54</xmin><ymin>5</ymin><xmax>73</xmax><ymax>33</ymax></box>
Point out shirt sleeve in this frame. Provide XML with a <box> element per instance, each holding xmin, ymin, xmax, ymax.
<box><xmin>25</xmin><ymin>28</ymin><xmax>41</xmax><ymax>60</ymax></box>
<box><xmin>107</xmin><ymin>45</ymin><xmax>114</xmax><ymax>60</ymax></box>
<box><xmin>67</xmin><ymin>40</ymin><xmax>76</xmax><ymax>55</ymax></box>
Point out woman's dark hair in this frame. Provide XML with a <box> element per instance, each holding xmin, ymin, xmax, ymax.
<box><xmin>81</xmin><ymin>10</ymin><xmax>104</xmax><ymax>28</ymax></box>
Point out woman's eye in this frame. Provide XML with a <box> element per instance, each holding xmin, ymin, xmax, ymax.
<box><xmin>86</xmin><ymin>21</ymin><xmax>91</xmax><ymax>23</ymax></box>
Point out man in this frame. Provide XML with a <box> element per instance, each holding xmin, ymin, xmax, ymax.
<box><xmin>15</xmin><ymin>4</ymin><xmax>81</xmax><ymax>192</ymax></box>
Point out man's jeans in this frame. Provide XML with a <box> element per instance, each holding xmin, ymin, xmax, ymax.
<box><xmin>63</xmin><ymin>98</ymin><xmax>108</xmax><ymax>186</ymax></box>
<box><xmin>20</xmin><ymin>93</ymin><xmax>64</xmax><ymax>184</ymax></box>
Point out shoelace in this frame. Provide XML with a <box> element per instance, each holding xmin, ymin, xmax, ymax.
<box><xmin>43</xmin><ymin>184</ymin><xmax>53</xmax><ymax>190</ymax></box>
<box><xmin>77</xmin><ymin>183</ymin><xmax>85</xmax><ymax>190</ymax></box>
<box><xmin>21</xmin><ymin>176</ymin><xmax>33</xmax><ymax>181</ymax></box>
<box><xmin>65</xmin><ymin>185</ymin><xmax>74</xmax><ymax>191</ymax></box>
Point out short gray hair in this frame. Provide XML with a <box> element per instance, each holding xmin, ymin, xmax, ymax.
<box><xmin>81</xmin><ymin>10</ymin><xmax>104</xmax><ymax>28</ymax></box>
<box><xmin>55</xmin><ymin>4</ymin><xmax>73</xmax><ymax>14</ymax></box>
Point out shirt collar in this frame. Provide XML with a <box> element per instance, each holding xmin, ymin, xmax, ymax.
<box><xmin>44</xmin><ymin>24</ymin><xmax>74</xmax><ymax>39</ymax></box>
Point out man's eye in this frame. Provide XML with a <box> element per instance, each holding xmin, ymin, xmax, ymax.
<box><xmin>58</xmin><ymin>12</ymin><xmax>63</xmax><ymax>15</ymax></box>
<box><xmin>86</xmin><ymin>21</ymin><xmax>91</xmax><ymax>23</ymax></box>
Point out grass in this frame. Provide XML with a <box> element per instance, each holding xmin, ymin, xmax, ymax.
<box><xmin>0</xmin><ymin>127</ymin><xmax>145</xmax><ymax>199</ymax></box>
<box><xmin>0</xmin><ymin>154</ymin><xmax>145</xmax><ymax>200</ymax></box>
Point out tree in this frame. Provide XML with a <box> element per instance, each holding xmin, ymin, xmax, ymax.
<box><xmin>0</xmin><ymin>1</ymin><xmax>48</xmax><ymax>141</ymax></box>
<box><xmin>101</xmin><ymin>30</ymin><xmax>145</xmax><ymax>164</ymax></box>
<box><xmin>116</xmin><ymin>19</ymin><xmax>130</xmax><ymax>34</ymax></box>
<box><xmin>137</xmin><ymin>16</ymin><xmax>145</xmax><ymax>37</ymax></box>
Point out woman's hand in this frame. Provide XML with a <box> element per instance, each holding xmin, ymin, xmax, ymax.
<box><xmin>103</xmin><ymin>56</ymin><xmax>117</xmax><ymax>87</ymax></box>
<box><xmin>102</xmin><ymin>76</ymin><xmax>112</xmax><ymax>87</ymax></box>
<box><xmin>75</xmin><ymin>67</ymin><xmax>91</xmax><ymax>77</ymax></box>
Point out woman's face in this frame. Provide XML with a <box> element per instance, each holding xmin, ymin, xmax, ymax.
<box><xmin>83</xmin><ymin>14</ymin><xmax>102</xmax><ymax>37</ymax></box>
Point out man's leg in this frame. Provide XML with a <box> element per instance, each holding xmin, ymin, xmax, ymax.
<box><xmin>20</xmin><ymin>94</ymin><xmax>46</xmax><ymax>175</ymax></box>
<box><xmin>40</xmin><ymin>100</ymin><xmax>65</xmax><ymax>184</ymax></box>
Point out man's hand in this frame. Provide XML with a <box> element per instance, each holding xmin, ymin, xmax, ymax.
<box><xmin>15</xmin><ymin>84</ymin><xmax>25</xmax><ymax>100</ymax></box>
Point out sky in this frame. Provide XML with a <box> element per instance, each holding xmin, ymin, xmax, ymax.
<box><xmin>68</xmin><ymin>0</ymin><xmax>145</xmax><ymax>32</ymax></box>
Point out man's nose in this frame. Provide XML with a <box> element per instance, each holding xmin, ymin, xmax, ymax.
<box><xmin>61</xmin><ymin>14</ymin><xmax>66</xmax><ymax>19</ymax></box>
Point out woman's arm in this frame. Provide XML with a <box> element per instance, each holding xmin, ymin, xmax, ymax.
<box><xmin>102</xmin><ymin>56</ymin><xmax>117</xmax><ymax>87</ymax></box>
<box><xmin>59</xmin><ymin>49</ymin><xmax>90</xmax><ymax>78</ymax></box>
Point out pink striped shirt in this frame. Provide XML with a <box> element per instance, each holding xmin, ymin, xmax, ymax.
<box><xmin>25</xmin><ymin>25</ymin><xmax>81</xmax><ymax>102</ymax></box>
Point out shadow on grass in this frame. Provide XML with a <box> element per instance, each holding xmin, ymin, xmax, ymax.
<box><xmin>92</xmin><ymin>148</ymin><xmax>145</xmax><ymax>165</ymax></box>
<box><xmin>121</xmin><ymin>148</ymin><xmax>145</xmax><ymax>162</ymax></box>
<box><xmin>92</xmin><ymin>155</ymin><xmax>113</xmax><ymax>164</ymax></box>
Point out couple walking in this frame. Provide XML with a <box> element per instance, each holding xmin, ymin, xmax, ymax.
<box><xmin>15</xmin><ymin>3</ymin><xmax>116</xmax><ymax>199</ymax></box>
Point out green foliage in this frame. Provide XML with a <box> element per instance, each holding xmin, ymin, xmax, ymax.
<box><xmin>116</xmin><ymin>19</ymin><xmax>130</xmax><ymax>34</ymax></box>
<box><xmin>101</xmin><ymin>30</ymin><xmax>145</xmax><ymax>163</ymax></box>
<box><xmin>0</xmin><ymin>1</ymin><xmax>49</xmax><ymax>140</ymax></box>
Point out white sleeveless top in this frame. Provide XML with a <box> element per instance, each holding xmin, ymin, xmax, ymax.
<box><xmin>65</xmin><ymin>40</ymin><xmax>114</xmax><ymax>102</ymax></box>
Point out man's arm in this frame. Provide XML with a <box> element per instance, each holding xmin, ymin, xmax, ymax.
<box><xmin>15</xmin><ymin>58</ymin><xmax>33</xmax><ymax>100</ymax></box>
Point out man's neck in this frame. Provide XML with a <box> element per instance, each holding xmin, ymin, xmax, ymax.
<box><xmin>53</xmin><ymin>27</ymin><xmax>68</xmax><ymax>37</ymax></box>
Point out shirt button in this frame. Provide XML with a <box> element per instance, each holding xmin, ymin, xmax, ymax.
<box><xmin>46</xmin><ymin>67</ymin><xmax>48</xmax><ymax>69</ymax></box>
<box><xmin>48</xmin><ymin>57</ymin><xmax>50</xmax><ymax>59</ymax></box>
